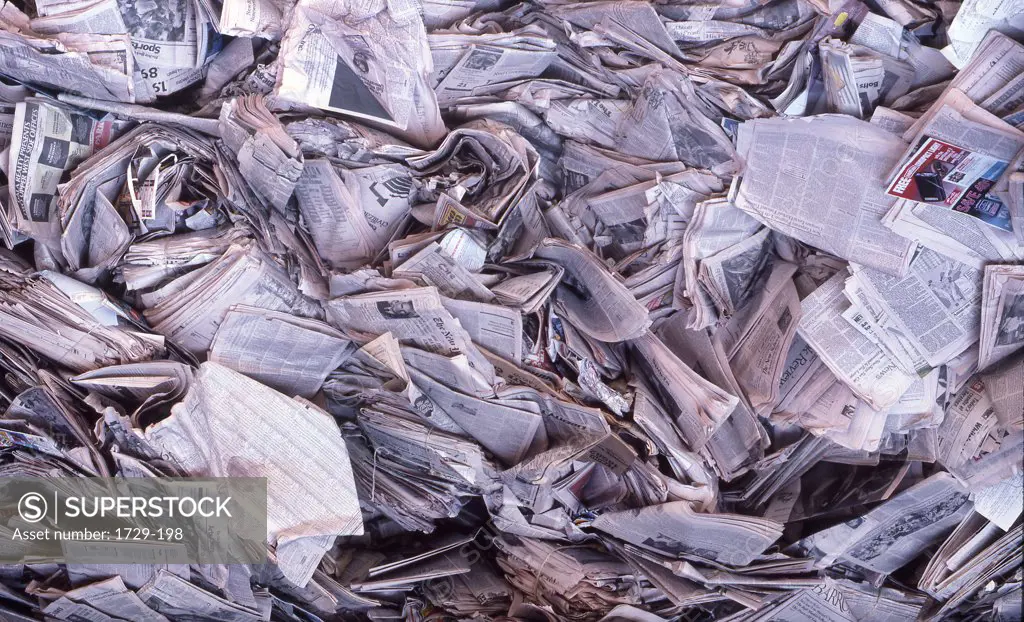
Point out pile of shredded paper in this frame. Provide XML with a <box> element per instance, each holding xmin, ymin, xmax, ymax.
<box><xmin>0</xmin><ymin>0</ymin><xmax>1021</xmax><ymax>619</ymax></box>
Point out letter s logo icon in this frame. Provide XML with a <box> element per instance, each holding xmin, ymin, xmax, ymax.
<box><xmin>18</xmin><ymin>492</ymin><xmax>47</xmax><ymax>523</ymax></box>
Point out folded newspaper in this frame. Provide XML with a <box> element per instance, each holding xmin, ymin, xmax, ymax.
<box><xmin>0</xmin><ymin>0</ymin><xmax>1021</xmax><ymax>620</ymax></box>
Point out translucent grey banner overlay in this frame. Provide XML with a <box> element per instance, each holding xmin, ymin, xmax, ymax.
<box><xmin>0</xmin><ymin>478</ymin><xmax>267</xmax><ymax>564</ymax></box>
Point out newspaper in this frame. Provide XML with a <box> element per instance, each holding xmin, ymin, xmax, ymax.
<box><xmin>591</xmin><ymin>501</ymin><xmax>783</xmax><ymax>566</ymax></box>
<box><xmin>218</xmin><ymin>0</ymin><xmax>291</xmax><ymax>40</ymax></box>
<box><xmin>936</xmin><ymin>376</ymin><xmax>1000</xmax><ymax>471</ymax></box>
<box><xmin>219</xmin><ymin>94</ymin><xmax>303</xmax><ymax>210</ymax></box>
<box><xmin>980</xmin><ymin>264</ymin><xmax>1024</xmax><ymax>370</ymax></box>
<box><xmin>981</xmin><ymin>353</ymin><xmax>1024</xmax><ymax>429</ymax></box>
<box><xmin>0</xmin><ymin>1</ymin><xmax>1021</xmax><ymax>620</ymax></box>
<box><xmin>140</xmin><ymin>242</ymin><xmax>323</xmax><ymax>355</ymax></box>
<box><xmin>430</xmin><ymin>27</ymin><xmax>557</xmax><ymax>105</ymax></box>
<box><xmin>887</xmin><ymin>137</ymin><xmax>1016</xmax><ymax>231</ymax></box>
<box><xmin>847</xmin><ymin>247</ymin><xmax>983</xmax><ymax>369</ymax></box>
<box><xmin>209</xmin><ymin>305</ymin><xmax>356</xmax><ymax>398</ymax></box>
<box><xmin>680</xmin><ymin>197</ymin><xmax>769</xmax><ymax>329</ymax></box>
<box><xmin>888</xmin><ymin>89</ymin><xmax>1024</xmax><ymax>232</ymax></box>
<box><xmin>801</xmin><ymin>472</ymin><xmax>973</xmax><ymax>573</ymax></box>
<box><xmin>733</xmin><ymin>115</ymin><xmax>916</xmax><ymax>275</ymax></box>
<box><xmin>534</xmin><ymin>238</ymin><xmax>651</xmax><ymax>341</ymax></box>
<box><xmin>798</xmin><ymin>271</ymin><xmax>916</xmax><ymax>409</ymax></box>
<box><xmin>326</xmin><ymin>286</ymin><xmax>493</xmax><ymax>375</ymax></box>
<box><xmin>943</xmin><ymin>0</ymin><xmax>1024</xmax><ymax>69</ymax></box>
<box><xmin>274</xmin><ymin>0</ymin><xmax>445</xmax><ymax>147</ymax></box>
<box><xmin>44</xmin><ymin>576</ymin><xmax>168</xmax><ymax>622</ymax></box>
<box><xmin>145</xmin><ymin>363</ymin><xmax>363</xmax><ymax>586</ymax></box>
<box><xmin>137</xmin><ymin>570</ymin><xmax>264</xmax><ymax>621</ymax></box>
<box><xmin>294</xmin><ymin>159</ymin><xmax>405</xmax><ymax>269</ymax></box>
<box><xmin>819</xmin><ymin>37</ymin><xmax>914</xmax><ymax>118</ymax></box>
<box><xmin>8</xmin><ymin>98</ymin><xmax>118</xmax><ymax>246</ymax></box>
<box><xmin>0</xmin><ymin>28</ymin><xmax>135</xmax><ymax>102</ymax></box>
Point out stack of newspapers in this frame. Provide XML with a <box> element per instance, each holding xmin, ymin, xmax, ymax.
<box><xmin>0</xmin><ymin>0</ymin><xmax>1021</xmax><ymax>620</ymax></box>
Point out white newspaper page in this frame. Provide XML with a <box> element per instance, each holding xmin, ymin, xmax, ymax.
<box><xmin>734</xmin><ymin>115</ymin><xmax>916</xmax><ymax>275</ymax></box>
<box><xmin>798</xmin><ymin>272</ymin><xmax>916</xmax><ymax>409</ymax></box>
<box><xmin>144</xmin><ymin>363</ymin><xmax>364</xmax><ymax>587</ymax></box>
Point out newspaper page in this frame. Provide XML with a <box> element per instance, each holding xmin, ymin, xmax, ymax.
<box><xmin>408</xmin><ymin>367</ymin><xmax>541</xmax><ymax>466</ymax></box>
<box><xmin>29</xmin><ymin>0</ymin><xmax>128</xmax><ymax>36</ymax></box>
<box><xmin>698</xmin><ymin>228</ymin><xmax>773</xmax><ymax>319</ymax></box>
<box><xmin>294</xmin><ymin>159</ymin><xmax>376</xmax><ymax>268</ymax></box>
<box><xmin>798</xmin><ymin>272</ymin><xmax>916</xmax><ymax>409</ymax></box>
<box><xmin>433</xmin><ymin>40</ymin><xmax>557</xmax><ymax>105</ymax></box>
<box><xmin>733</xmin><ymin>115</ymin><xmax>916</xmax><ymax>275</ymax></box>
<box><xmin>0</xmin><ymin>29</ymin><xmax>135</xmax><ymax>101</ymax></box>
<box><xmin>1009</xmin><ymin>172</ymin><xmax>1024</xmax><ymax>246</ymax></box>
<box><xmin>719</xmin><ymin>261</ymin><xmax>801</xmax><ymax>416</ymax></box>
<box><xmin>944</xmin><ymin>0</ymin><xmax>1024</xmax><ymax>68</ymax></box>
<box><xmin>888</xmin><ymin>90</ymin><xmax>1024</xmax><ymax>230</ymax></box>
<box><xmin>972</xmin><ymin>472</ymin><xmax>1024</xmax><ymax>530</ymax></box>
<box><xmin>979</xmin><ymin>264</ymin><xmax>1024</xmax><ymax>370</ymax></box>
<box><xmin>394</xmin><ymin>242</ymin><xmax>496</xmax><ymax>302</ymax></box>
<box><xmin>886</xmin><ymin>137</ymin><xmax>1017</xmax><ymax>231</ymax></box>
<box><xmin>274</xmin><ymin>0</ymin><xmax>445</xmax><ymax>147</ymax></box>
<box><xmin>326</xmin><ymin>286</ymin><xmax>494</xmax><ymax>375</ymax></box>
<box><xmin>341</xmin><ymin>164</ymin><xmax>415</xmax><ymax>251</ymax></box>
<box><xmin>819</xmin><ymin>37</ymin><xmax>914</xmax><ymax>118</ymax></box>
<box><xmin>937</xmin><ymin>376</ymin><xmax>1000</xmax><ymax>470</ymax></box>
<box><xmin>137</xmin><ymin>570</ymin><xmax>263</xmax><ymax>621</ymax></box>
<box><xmin>898</xmin><ymin>89</ymin><xmax>1024</xmax><ymax>184</ymax></box>
<box><xmin>144</xmin><ymin>243</ymin><xmax>322</xmax><ymax>355</ymax></box>
<box><xmin>535</xmin><ymin>238</ymin><xmax>650</xmax><ymax>342</ymax></box>
<box><xmin>849</xmin><ymin>248</ymin><xmax>983</xmax><ymax>368</ymax></box>
<box><xmin>849</xmin><ymin>12</ymin><xmax>955</xmax><ymax>88</ymax></box>
<box><xmin>981</xmin><ymin>353</ymin><xmax>1024</xmax><ymax>429</ymax></box>
<box><xmin>746</xmin><ymin>577</ymin><xmax>860</xmax><ymax>622</ymax></box>
<box><xmin>209</xmin><ymin>305</ymin><xmax>356</xmax><ymax>398</ymax></box>
<box><xmin>630</xmin><ymin>332</ymin><xmax>740</xmax><ymax>452</ymax></box>
<box><xmin>8</xmin><ymin>98</ymin><xmax>116</xmax><ymax>245</ymax></box>
<box><xmin>680</xmin><ymin>197</ymin><xmax>766</xmax><ymax>328</ymax></box>
<box><xmin>902</xmin><ymin>31</ymin><xmax>1024</xmax><ymax>145</ymax></box>
<box><xmin>219</xmin><ymin>95</ymin><xmax>304</xmax><ymax>211</ymax></box>
<box><xmin>441</xmin><ymin>296</ymin><xmax>524</xmax><ymax>362</ymax></box>
<box><xmin>43</xmin><ymin>576</ymin><xmax>167</xmax><ymax>622</ymax></box>
<box><xmin>218</xmin><ymin>0</ymin><xmax>289</xmax><ymax>39</ymax></box>
<box><xmin>145</xmin><ymin>363</ymin><xmax>364</xmax><ymax>586</ymax></box>
<box><xmin>591</xmin><ymin>501</ymin><xmax>783</xmax><ymax>566</ymax></box>
<box><xmin>883</xmin><ymin>197</ymin><xmax>1023</xmax><ymax>269</ymax></box>
<box><xmin>117</xmin><ymin>0</ymin><xmax>204</xmax><ymax>69</ymax></box>
<box><xmin>801</xmin><ymin>472</ymin><xmax>972</xmax><ymax>573</ymax></box>
<box><xmin>657</xmin><ymin>311</ymin><xmax>767</xmax><ymax>481</ymax></box>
